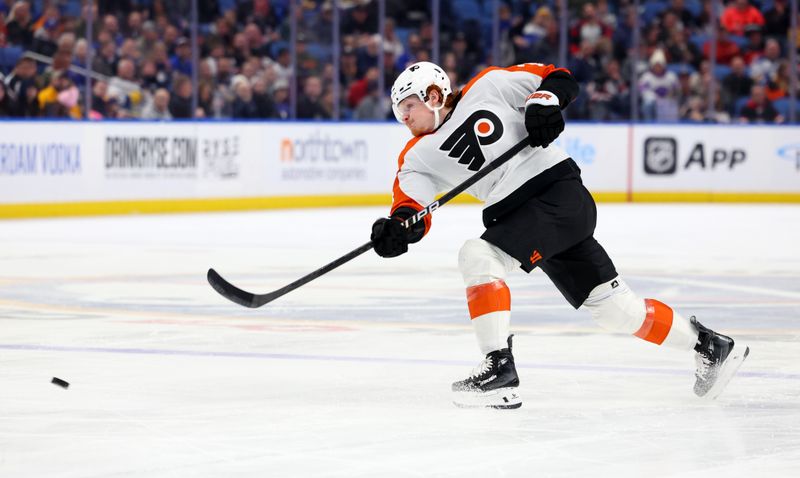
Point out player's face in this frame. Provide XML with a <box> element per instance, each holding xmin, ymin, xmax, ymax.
<box><xmin>397</xmin><ymin>96</ymin><xmax>435</xmax><ymax>136</ymax></box>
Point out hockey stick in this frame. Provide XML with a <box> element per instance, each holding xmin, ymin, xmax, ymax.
<box><xmin>208</xmin><ymin>136</ymin><xmax>531</xmax><ymax>308</ymax></box>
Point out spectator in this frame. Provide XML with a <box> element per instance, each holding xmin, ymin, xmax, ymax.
<box><xmin>55</xmin><ymin>75</ymin><xmax>81</xmax><ymax>119</ymax></box>
<box><xmin>271</xmin><ymin>78</ymin><xmax>289</xmax><ymax>119</ymax></box>
<box><xmin>273</xmin><ymin>47</ymin><xmax>293</xmax><ymax>84</ymax></box>
<box><xmin>738</xmin><ymin>84</ymin><xmax>783</xmax><ymax>123</ymax></box>
<box><xmin>0</xmin><ymin>80</ymin><xmax>17</xmax><ymax>116</ymax></box>
<box><xmin>92</xmin><ymin>41</ymin><xmax>118</xmax><ymax>77</ymax></box>
<box><xmin>90</xmin><ymin>80</ymin><xmax>112</xmax><ymax>118</ymax></box>
<box><xmin>31</xmin><ymin>4</ymin><xmax>61</xmax><ymax>57</ymax></box>
<box><xmin>530</xmin><ymin>16</ymin><xmax>561</xmax><ymax>66</ymax></box>
<box><xmin>102</xmin><ymin>14</ymin><xmax>124</xmax><ymax>46</ymax></box>
<box><xmin>765</xmin><ymin>60</ymin><xmax>790</xmax><ymax>101</ymax></box>
<box><xmin>71</xmin><ymin>38</ymin><xmax>89</xmax><ymax>87</ymax></box>
<box><xmin>595</xmin><ymin>0</ymin><xmax>617</xmax><ymax>29</ymax></box>
<box><xmin>664</xmin><ymin>25</ymin><xmax>699</xmax><ymax>66</ymax></box>
<box><xmin>586</xmin><ymin>59</ymin><xmax>629</xmax><ymax>120</ymax></box>
<box><xmin>449</xmin><ymin>32</ymin><xmax>479</xmax><ymax>84</ymax></box>
<box><xmin>170</xmin><ymin>37</ymin><xmax>193</xmax><ymax>76</ymax></box>
<box><xmin>243</xmin><ymin>22</ymin><xmax>269</xmax><ymax>58</ymax></box>
<box><xmin>662</xmin><ymin>0</ymin><xmax>699</xmax><ymax>29</ymax></box>
<box><xmin>708</xmin><ymin>91</ymin><xmax>732</xmax><ymax>123</ymax></box>
<box><xmin>740</xmin><ymin>24</ymin><xmax>764</xmax><ymax>64</ymax></box>
<box><xmin>721</xmin><ymin>56</ymin><xmax>753</xmax><ymax>110</ymax></box>
<box><xmin>382</xmin><ymin>18</ymin><xmax>405</xmax><ymax>59</ymax></box>
<box><xmin>297</xmin><ymin>75</ymin><xmax>329</xmax><ymax>120</ymax></box>
<box><xmin>514</xmin><ymin>6</ymin><xmax>553</xmax><ymax>52</ymax></box>
<box><xmin>243</xmin><ymin>0</ymin><xmax>279</xmax><ymax>33</ymax></box>
<box><xmin>395</xmin><ymin>33</ymin><xmax>423</xmax><ymax>71</ymax></box>
<box><xmin>342</xmin><ymin>2</ymin><xmax>377</xmax><ymax>37</ymax></box>
<box><xmin>169</xmin><ymin>75</ymin><xmax>193</xmax><ymax>119</ymax></box>
<box><xmin>124</xmin><ymin>10</ymin><xmax>143</xmax><ymax>38</ymax></box>
<box><xmin>5</xmin><ymin>1</ymin><xmax>33</xmax><ymax>48</ymax></box>
<box><xmin>356</xmin><ymin>34</ymin><xmax>381</xmax><ymax>77</ymax></box>
<box><xmin>749</xmin><ymin>38</ymin><xmax>781</xmax><ymax>83</ymax></box>
<box><xmin>140</xmin><ymin>59</ymin><xmax>170</xmax><ymax>93</ymax></box>
<box><xmin>721</xmin><ymin>0</ymin><xmax>765</xmax><ymax>36</ymax></box>
<box><xmin>141</xmin><ymin>88</ymin><xmax>172</xmax><ymax>120</ymax></box>
<box><xmin>38</xmin><ymin>72</ymin><xmax>77</xmax><ymax>118</ymax></box>
<box><xmin>353</xmin><ymin>80</ymin><xmax>385</xmax><ymax>120</ymax></box>
<box><xmin>702</xmin><ymin>27</ymin><xmax>741</xmax><ymax>65</ymax></box>
<box><xmin>118</xmin><ymin>38</ymin><xmax>141</xmax><ymax>64</ymax></box>
<box><xmin>251</xmin><ymin>75</ymin><xmax>276</xmax><ymax>118</ymax></box>
<box><xmin>569</xmin><ymin>2</ymin><xmax>613</xmax><ymax>53</ymax></box>
<box><xmin>138</xmin><ymin>20</ymin><xmax>159</xmax><ymax>53</ymax></box>
<box><xmin>348</xmin><ymin>66</ymin><xmax>379</xmax><ymax>109</ymax></box>
<box><xmin>0</xmin><ymin>11</ymin><xmax>7</xmax><ymax>48</ymax></box>
<box><xmin>18</xmin><ymin>81</ymin><xmax>40</xmax><ymax>117</ymax></box>
<box><xmin>197</xmin><ymin>82</ymin><xmax>215</xmax><ymax>118</ymax></box>
<box><xmin>3</xmin><ymin>56</ymin><xmax>36</xmax><ymax>106</ymax></box>
<box><xmin>763</xmin><ymin>0</ymin><xmax>790</xmax><ymax>38</ymax></box>
<box><xmin>640</xmin><ymin>49</ymin><xmax>680</xmax><ymax>121</ymax></box>
<box><xmin>107</xmin><ymin>58</ymin><xmax>141</xmax><ymax>111</ymax></box>
<box><xmin>680</xmin><ymin>96</ymin><xmax>706</xmax><ymax>122</ymax></box>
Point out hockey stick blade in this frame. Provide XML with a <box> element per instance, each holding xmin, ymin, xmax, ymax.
<box><xmin>207</xmin><ymin>268</ymin><xmax>264</xmax><ymax>308</ymax></box>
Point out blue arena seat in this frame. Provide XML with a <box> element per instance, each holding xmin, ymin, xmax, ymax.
<box><xmin>772</xmin><ymin>98</ymin><xmax>800</xmax><ymax>119</ymax></box>
<box><xmin>667</xmin><ymin>63</ymin><xmax>696</xmax><ymax>76</ymax></box>
<box><xmin>0</xmin><ymin>46</ymin><xmax>24</xmax><ymax>74</ymax></box>
<box><xmin>713</xmin><ymin>64</ymin><xmax>732</xmax><ymax>80</ymax></box>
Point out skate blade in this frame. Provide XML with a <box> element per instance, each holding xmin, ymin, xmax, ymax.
<box><xmin>452</xmin><ymin>387</ymin><xmax>522</xmax><ymax>409</ymax></box>
<box><xmin>703</xmin><ymin>344</ymin><xmax>750</xmax><ymax>400</ymax></box>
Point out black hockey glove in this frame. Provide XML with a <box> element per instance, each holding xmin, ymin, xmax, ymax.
<box><xmin>524</xmin><ymin>90</ymin><xmax>564</xmax><ymax>148</ymax></box>
<box><xmin>371</xmin><ymin>216</ymin><xmax>409</xmax><ymax>258</ymax></box>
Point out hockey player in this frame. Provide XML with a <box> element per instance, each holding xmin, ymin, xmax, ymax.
<box><xmin>370</xmin><ymin>61</ymin><xmax>749</xmax><ymax>409</ymax></box>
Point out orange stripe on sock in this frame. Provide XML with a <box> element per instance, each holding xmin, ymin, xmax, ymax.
<box><xmin>634</xmin><ymin>299</ymin><xmax>674</xmax><ymax>345</ymax></box>
<box><xmin>466</xmin><ymin>280</ymin><xmax>511</xmax><ymax>319</ymax></box>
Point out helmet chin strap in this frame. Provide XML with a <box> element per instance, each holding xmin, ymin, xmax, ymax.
<box><xmin>425</xmin><ymin>99</ymin><xmax>446</xmax><ymax>129</ymax></box>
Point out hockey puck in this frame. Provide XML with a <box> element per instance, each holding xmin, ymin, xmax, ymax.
<box><xmin>51</xmin><ymin>377</ymin><xmax>69</xmax><ymax>389</ymax></box>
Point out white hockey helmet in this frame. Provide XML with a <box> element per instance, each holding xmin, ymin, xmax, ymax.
<box><xmin>390</xmin><ymin>61</ymin><xmax>452</xmax><ymax>124</ymax></box>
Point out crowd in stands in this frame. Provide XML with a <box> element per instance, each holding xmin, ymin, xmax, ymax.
<box><xmin>0</xmin><ymin>0</ymin><xmax>797</xmax><ymax>123</ymax></box>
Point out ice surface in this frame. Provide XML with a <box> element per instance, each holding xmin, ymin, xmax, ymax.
<box><xmin>1</xmin><ymin>204</ymin><xmax>799</xmax><ymax>477</ymax></box>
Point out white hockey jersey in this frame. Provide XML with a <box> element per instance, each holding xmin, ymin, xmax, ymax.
<box><xmin>390</xmin><ymin>63</ymin><xmax>572</xmax><ymax>235</ymax></box>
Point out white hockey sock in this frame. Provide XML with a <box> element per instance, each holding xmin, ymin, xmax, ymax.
<box><xmin>467</xmin><ymin>281</ymin><xmax>511</xmax><ymax>354</ymax></box>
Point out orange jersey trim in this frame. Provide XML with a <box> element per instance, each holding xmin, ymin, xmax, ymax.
<box><xmin>461</xmin><ymin>63</ymin><xmax>572</xmax><ymax>97</ymax></box>
<box><xmin>466</xmin><ymin>280</ymin><xmax>511</xmax><ymax>319</ymax></box>
<box><xmin>635</xmin><ymin>299</ymin><xmax>674</xmax><ymax>345</ymax></box>
<box><xmin>391</xmin><ymin>135</ymin><xmax>432</xmax><ymax>235</ymax></box>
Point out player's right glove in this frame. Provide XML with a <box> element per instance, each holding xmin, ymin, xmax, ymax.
<box><xmin>524</xmin><ymin>90</ymin><xmax>564</xmax><ymax>148</ymax></box>
<box><xmin>371</xmin><ymin>216</ymin><xmax>409</xmax><ymax>258</ymax></box>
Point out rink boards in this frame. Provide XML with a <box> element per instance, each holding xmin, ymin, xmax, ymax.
<box><xmin>0</xmin><ymin>121</ymin><xmax>798</xmax><ymax>218</ymax></box>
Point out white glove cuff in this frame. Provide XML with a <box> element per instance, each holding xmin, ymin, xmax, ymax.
<box><xmin>525</xmin><ymin>90</ymin><xmax>560</xmax><ymax>107</ymax></box>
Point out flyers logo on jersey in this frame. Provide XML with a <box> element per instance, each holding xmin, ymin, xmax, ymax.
<box><xmin>439</xmin><ymin>110</ymin><xmax>504</xmax><ymax>171</ymax></box>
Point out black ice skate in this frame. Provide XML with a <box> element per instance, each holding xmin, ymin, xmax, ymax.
<box><xmin>692</xmin><ymin>317</ymin><xmax>750</xmax><ymax>399</ymax></box>
<box><xmin>452</xmin><ymin>335</ymin><xmax>521</xmax><ymax>409</ymax></box>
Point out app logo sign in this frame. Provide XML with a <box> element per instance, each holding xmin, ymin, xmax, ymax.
<box><xmin>644</xmin><ymin>137</ymin><xmax>746</xmax><ymax>175</ymax></box>
<box><xmin>644</xmin><ymin>137</ymin><xmax>677</xmax><ymax>175</ymax></box>
<box><xmin>776</xmin><ymin>143</ymin><xmax>800</xmax><ymax>170</ymax></box>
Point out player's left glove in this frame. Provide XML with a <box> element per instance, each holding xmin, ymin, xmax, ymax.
<box><xmin>524</xmin><ymin>90</ymin><xmax>564</xmax><ymax>148</ymax></box>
